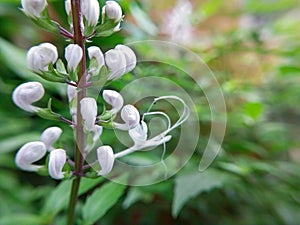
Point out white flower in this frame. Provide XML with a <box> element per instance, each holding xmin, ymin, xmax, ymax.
<box><xmin>15</xmin><ymin>141</ymin><xmax>46</xmax><ymax>171</ymax></box>
<box><xmin>27</xmin><ymin>43</ymin><xmax>58</xmax><ymax>73</ymax></box>
<box><xmin>12</xmin><ymin>82</ymin><xmax>45</xmax><ymax>112</ymax></box>
<box><xmin>21</xmin><ymin>0</ymin><xmax>47</xmax><ymax>18</ymax></box>
<box><xmin>102</xmin><ymin>1</ymin><xmax>122</xmax><ymax>22</ymax></box>
<box><xmin>65</xmin><ymin>44</ymin><xmax>83</xmax><ymax>72</ymax></box>
<box><xmin>48</xmin><ymin>149</ymin><xmax>67</xmax><ymax>179</ymax></box>
<box><xmin>105</xmin><ymin>48</ymin><xmax>126</xmax><ymax>80</ymax></box>
<box><xmin>103</xmin><ymin>90</ymin><xmax>124</xmax><ymax>115</ymax></box>
<box><xmin>82</xmin><ymin>0</ymin><xmax>100</xmax><ymax>26</ymax></box>
<box><xmin>40</xmin><ymin>127</ymin><xmax>62</xmax><ymax>150</ymax></box>
<box><xmin>128</xmin><ymin>121</ymin><xmax>148</xmax><ymax>146</ymax></box>
<box><xmin>114</xmin><ymin>104</ymin><xmax>140</xmax><ymax>130</ymax></box>
<box><xmin>97</xmin><ymin>145</ymin><xmax>114</xmax><ymax>175</ymax></box>
<box><xmin>65</xmin><ymin>0</ymin><xmax>71</xmax><ymax>15</ymax></box>
<box><xmin>80</xmin><ymin>97</ymin><xmax>97</xmax><ymax>131</ymax></box>
<box><xmin>88</xmin><ymin>46</ymin><xmax>104</xmax><ymax>70</ymax></box>
<box><xmin>115</xmin><ymin>45</ymin><xmax>136</xmax><ymax>73</ymax></box>
<box><xmin>114</xmin><ymin>96</ymin><xmax>190</xmax><ymax>159</ymax></box>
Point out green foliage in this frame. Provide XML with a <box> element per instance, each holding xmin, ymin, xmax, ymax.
<box><xmin>1</xmin><ymin>0</ymin><xmax>300</xmax><ymax>224</ymax></box>
<box><xmin>82</xmin><ymin>182</ymin><xmax>126</xmax><ymax>225</ymax></box>
<box><xmin>172</xmin><ymin>169</ymin><xmax>231</xmax><ymax>217</ymax></box>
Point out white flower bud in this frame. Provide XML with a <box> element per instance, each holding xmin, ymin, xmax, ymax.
<box><xmin>121</xmin><ymin>105</ymin><xmax>140</xmax><ymax>129</ymax></box>
<box><xmin>128</xmin><ymin>121</ymin><xmax>148</xmax><ymax>146</ymax></box>
<box><xmin>88</xmin><ymin>46</ymin><xmax>104</xmax><ymax>70</ymax></box>
<box><xmin>15</xmin><ymin>141</ymin><xmax>46</xmax><ymax>172</ymax></box>
<box><xmin>114</xmin><ymin>104</ymin><xmax>140</xmax><ymax>130</ymax></box>
<box><xmin>103</xmin><ymin>90</ymin><xmax>124</xmax><ymax>115</ymax></box>
<box><xmin>27</xmin><ymin>43</ymin><xmax>58</xmax><ymax>73</ymax></box>
<box><xmin>82</xmin><ymin>0</ymin><xmax>100</xmax><ymax>26</ymax></box>
<box><xmin>40</xmin><ymin>127</ymin><xmax>62</xmax><ymax>150</ymax></box>
<box><xmin>97</xmin><ymin>145</ymin><xmax>114</xmax><ymax>175</ymax></box>
<box><xmin>115</xmin><ymin>45</ymin><xmax>136</xmax><ymax>73</ymax></box>
<box><xmin>21</xmin><ymin>0</ymin><xmax>47</xmax><ymax>18</ymax></box>
<box><xmin>65</xmin><ymin>44</ymin><xmax>83</xmax><ymax>72</ymax></box>
<box><xmin>65</xmin><ymin>0</ymin><xmax>71</xmax><ymax>15</ymax></box>
<box><xmin>12</xmin><ymin>82</ymin><xmax>45</xmax><ymax>112</ymax></box>
<box><xmin>105</xmin><ymin>49</ymin><xmax>127</xmax><ymax>80</ymax></box>
<box><xmin>80</xmin><ymin>97</ymin><xmax>97</xmax><ymax>131</ymax></box>
<box><xmin>48</xmin><ymin>149</ymin><xmax>67</xmax><ymax>179</ymax></box>
<box><xmin>102</xmin><ymin>1</ymin><xmax>122</xmax><ymax>22</ymax></box>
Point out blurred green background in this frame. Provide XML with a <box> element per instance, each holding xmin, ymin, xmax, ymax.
<box><xmin>1</xmin><ymin>0</ymin><xmax>300</xmax><ymax>224</ymax></box>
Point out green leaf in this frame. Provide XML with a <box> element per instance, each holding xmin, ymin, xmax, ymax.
<box><xmin>172</xmin><ymin>169</ymin><xmax>230</xmax><ymax>217</ymax></box>
<box><xmin>78</xmin><ymin>177</ymin><xmax>104</xmax><ymax>196</ymax></box>
<box><xmin>82</xmin><ymin>182</ymin><xmax>126</xmax><ymax>225</ymax></box>
<box><xmin>42</xmin><ymin>179</ymin><xmax>72</xmax><ymax>218</ymax></box>
<box><xmin>0</xmin><ymin>132</ymin><xmax>40</xmax><ymax>154</ymax></box>
<box><xmin>36</xmin><ymin>98</ymin><xmax>62</xmax><ymax>121</ymax></box>
<box><xmin>0</xmin><ymin>214</ymin><xmax>47</xmax><ymax>225</ymax></box>
<box><xmin>242</xmin><ymin>102</ymin><xmax>264</xmax><ymax>120</ymax></box>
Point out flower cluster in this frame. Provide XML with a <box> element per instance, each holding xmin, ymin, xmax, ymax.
<box><xmin>13</xmin><ymin>0</ymin><xmax>190</xmax><ymax>180</ymax></box>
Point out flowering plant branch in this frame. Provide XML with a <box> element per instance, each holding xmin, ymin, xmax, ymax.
<box><xmin>13</xmin><ymin>0</ymin><xmax>190</xmax><ymax>224</ymax></box>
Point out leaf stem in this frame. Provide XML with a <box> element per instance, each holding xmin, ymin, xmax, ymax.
<box><xmin>67</xmin><ymin>1</ymin><xmax>87</xmax><ymax>225</ymax></box>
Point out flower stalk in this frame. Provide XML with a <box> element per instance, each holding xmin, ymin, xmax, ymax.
<box><xmin>67</xmin><ymin>1</ymin><xmax>86</xmax><ymax>224</ymax></box>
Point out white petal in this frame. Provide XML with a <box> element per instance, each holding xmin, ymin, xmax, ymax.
<box><xmin>105</xmin><ymin>49</ymin><xmax>127</xmax><ymax>80</ymax></box>
<box><xmin>48</xmin><ymin>149</ymin><xmax>67</xmax><ymax>179</ymax></box>
<box><xmin>12</xmin><ymin>82</ymin><xmax>44</xmax><ymax>112</ymax></box>
<box><xmin>81</xmin><ymin>0</ymin><xmax>100</xmax><ymax>26</ymax></box>
<box><xmin>40</xmin><ymin>127</ymin><xmax>62</xmax><ymax>150</ymax></box>
<box><xmin>65</xmin><ymin>44</ymin><xmax>83</xmax><ymax>72</ymax></box>
<box><xmin>21</xmin><ymin>0</ymin><xmax>47</xmax><ymax>18</ymax></box>
<box><xmin>67</xmin><ymin>85</ymin><xmax>77</xmax><ymax>103</ymax></box>
<box><xmin>115</xmin><ymin>45</ymin><xmax>136</xmax><ymax>73</ymax></box>
<box><xmin>102</xmin><ymin>1</ymin><xmax>122</xmax><ymax>21</ymax></box>
<box><xmin>15</xmin><ymin>141</ymin><xmax>46</xmax><ymax>171</ymax></box>
<box><xmin>88</xmin><ymin>46</ymin><xmax>104</xmax><ymax>69</ymax></box>
<box><xmin>97</xmin><ymin>145</ymin><xmax>114</xmax><ymax>175</ymax></box>
<box><xmin>80</xmin><ymin>97</ymin><xmax>97</xmax><ymax>131</ymax></box>
<box><xmin>27</xmin><ymin>43</ymin><xmax>58</xmax><ymax>72</ymax></box>
<box><xmin>65</xmin><ymin>0</ymin><xmax>71</xmax><ymax>15</ymax></box>
<box><xmin>128</xmin><ymin>121</ymin><xmax>148</xmax><ymax>146</ymax></box>
<box><xmin>121</xmin><ymin>104</ymin><xmax>140</xmax><ymax>129</ymax></box>
<box><xmin>102</xmin><ymin>90</ymin><xmax>124</xmax><ymax>114</ymax></box>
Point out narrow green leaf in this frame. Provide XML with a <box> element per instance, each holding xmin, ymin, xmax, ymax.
<box><xmin>172</xmin><ymin>169</ymin><xmax>230</xmax><ymax>217</ymax></box>
<box><xmin>82</xmin><ymin>182</ymin><xmax>126</xmax><ymax>225</ymax></box>
<box><xmin>0</xmin><ymin>214</ymin><xmax>47</xmax><ymax>225</ymax></box>
<box><xmin>0</xmin><ymin>132</ymin><xmax>40</xmax><ymax>153</ymax></box>
<box><xmin>78</xmin><ymin>177</ymin><xmax>104</xmax><ymax>196</ymax></box>
<box><xmin>42</xmin><ymin>179</ymin><xmax>72</xmax><ymax>217</ymax></box>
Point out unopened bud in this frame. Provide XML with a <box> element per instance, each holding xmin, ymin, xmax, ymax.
<box><xmin>21</xmin><ymin>0</ymin><xmax>47</xmax><ymax>18</ymax></box>
<box><xmin>82</xmin><ymin>0</ymin><xmax>100</xmax><ymax>27</ymax></box>
<box><xmin>96</xmin><ymin>145</ymin><xmax>114</xmax><ymax>175</ymax></box>
<box><xmin>115</xmin><ymin>45</ymin><xmax>136</xmax><ymax>73</ymax></box>
<box><xmin>40</xmin><ymin>127</ymin><xmax>62</xmax><ymax>150</ymax></box>
<box><xmin>48</xmin><ymin>149</ymin><xmax>67</xmax><ymax>179</ymax></box>
<box><xmin>12</xmin><ymin>82</ymin><xmax>45</xmax><ymax>112</ymax></box>
<box><xmin>114</xmin><ymin>104</ymin><xmax>140</xmax><ymax>130</ymax></box>
<box><xmin>105</xmin><ymin>48</ymin><xmax>126</xmax><ymax>80</ymax></box>
<box><xmin>27</xmin><ymin>43</ymin><xmax>58</xmax><ymax>73</ymax></box>
<box><xmin>65</xmin><ymin>44</ymin><xmax>83</xmax><ymax>72</ymax></box>
<box><xmin>102</xmin><ymin>1</ymin><xmax>122</xmax><ymax>22</ymax></box>
<box><xmin>15</xmin><ymin>141</ymin><xmax>46</xmax><ymax>171</ymax></box>
<box><xmin>103</xmin><ymin>90</ymin><xmax>124</xmax><ymax>115</ymax></box>
<box><xmin>80</xmin><ymin>98</ymin><xmax>97</xmax><ymax>131</ymax></box>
